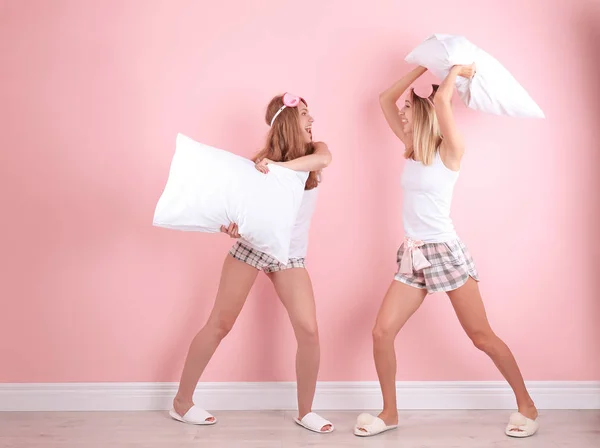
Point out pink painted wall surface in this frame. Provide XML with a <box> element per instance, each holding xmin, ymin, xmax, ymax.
<box><xmin>1</xmin><ymin>0</ymin><xmax>599</xmax><ymax>383</ymax></box>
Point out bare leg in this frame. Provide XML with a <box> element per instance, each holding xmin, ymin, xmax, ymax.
<box><xmin>268</xmin><ymin>268</ymin><xmax>331</xmax><ymax>431</ymax></box>
<box><xmin>173</xmin><ymin>255</ymin><xmax>259</xmax><ymax>419</ymax></box>
<box><xmin>447</xmin><ymin>277</ymin><xmax>538</xmax><ymax>428</ymax></box>
<box><xmin>369</xmin><ymin>281</ymin><xmax>427</xmax><ymax>428</ymax></box>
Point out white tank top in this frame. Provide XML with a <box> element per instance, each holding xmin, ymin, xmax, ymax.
<box><xmin>401</xmin><ymin>151</ymin><xmax>458</xmax><ymax>243</ymax></box>
<box><xmin>288</xmin><ymin>187</ymin><xmax>318</xmax><ymax>259</ymax></box>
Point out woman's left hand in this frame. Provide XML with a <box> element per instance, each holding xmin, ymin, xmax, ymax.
<box><xmin>220</xmin><ymin>223</ymin><xmax>241</xmax><ymax>238</ymax></box>
<box><xmin>255</xmin><ymin>158</ymin><xmax>273</xmax><ymax>174</ymax></box>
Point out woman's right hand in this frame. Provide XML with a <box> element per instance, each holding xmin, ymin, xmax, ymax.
<box><xmin>455</xmin><ymin>63</ymin><xmax>476</xmax><ymax>79</ymax></box>
<box><xmin>220</xmin><ymin>223</ymin><xmax>241</xmax><ymax>238</ymax></box>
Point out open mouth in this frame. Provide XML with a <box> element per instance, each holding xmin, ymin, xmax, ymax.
<box><xmin>305</xmin><ymin>125</ymin><xmax>312</xmax><ymax>136</ymax></box>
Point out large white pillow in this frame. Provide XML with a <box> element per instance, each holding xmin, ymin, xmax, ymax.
<box><xmin>405</xmin><ymin>34</ymin><xmax>544</xmax><ymax>118</ymax></box>
<box><xmin>153</xmin><ymin>133</ymin><xmax>308</xmax><ymax>264</ymax></box>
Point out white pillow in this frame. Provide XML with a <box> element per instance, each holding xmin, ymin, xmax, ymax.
<box><xmin>405</xmin><ymin>34</ymin><xmax>544</xmax><ymax>118</ymax></box>
<box><xmin>153</xmin><ymin>133</ymin><xmax>308</xmax><ymax>264</ymax></box>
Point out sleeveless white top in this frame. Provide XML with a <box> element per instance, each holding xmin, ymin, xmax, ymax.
<box><xmin>401</xmin><ymin>152</ymin><xmax>458</xmax><ymax>243</ymax></box>
<box><xmin>288</xmin><ymin>187</ymin><xmax>318</xmax><ymax>259</ymax></box>
<box><xmin>241</xmin><ymin>186</ymin><xmax>318</xmax><ymax>260</ymax></box>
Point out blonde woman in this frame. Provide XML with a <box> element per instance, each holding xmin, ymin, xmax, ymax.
<box><xmin>354</xmin><ymin>66</ymin><xmax>539</xmax><ymax>438</ymax></box>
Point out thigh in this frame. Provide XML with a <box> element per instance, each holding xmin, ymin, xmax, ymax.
<box><xmin>446</xmin><ymin>277</ymin><xmax>493</xmax><ymax>336</ymax></box>
<box><xmin>375</xmin><ymin>280</ymin><xmax>427</xmax><ymax>333</ymax></box>
<box><xmin>268</xmin><ymin>268</ymin><xmax>317</xmax><ymax>333</ymax></box>
<box><xmin>206</xmin><ymin>254</ymin><xmax>259</xmax><ymax>324</ymax></box>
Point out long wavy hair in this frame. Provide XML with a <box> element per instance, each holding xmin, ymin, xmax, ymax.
<box><xmin>253</xmin><ymin>95</ymin><xmax>319</xmax><ymax>190</ymax></box>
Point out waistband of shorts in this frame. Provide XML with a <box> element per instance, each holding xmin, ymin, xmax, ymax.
<box><xmin>403</xmin><ymin>236</ymin><xmax>462</xmax><ymax>246</ymax></box>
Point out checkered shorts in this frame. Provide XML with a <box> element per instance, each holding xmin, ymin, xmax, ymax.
<box><xmin>229</xmin><ymin>241</ymin><xmax>306</xmax><ymax>273</ymax></box>
<box><xmin>394</xmin><ymin>238</ymin><xmax>479</xmax><ymax>293</ymax></box>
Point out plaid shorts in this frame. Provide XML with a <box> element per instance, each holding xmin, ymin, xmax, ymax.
<box><xmin>394</xmin><ymin>238</ymin><xmax>479</xmax><ymax>294</ymax></box>
<box><xmin>229</xmin><ymin>241</ymin><xmax>306</xmax><ymax>273</ymax></box>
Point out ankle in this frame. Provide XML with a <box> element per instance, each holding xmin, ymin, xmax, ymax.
<box><xmin>518</xmin><ymin>397</ymin><xmax>536</xmax><ymax>409</ymax></box>
<box><xmin>378</xmin><ymin>409</ymin><xmax>399</xmax><ymax>425</ymax></box>
<box><xmin>298</xmin><ymin>409</ymin><xmax>312</xmax><ymax>420</ymax></box>
<box><xmin>174</xmin><ymin>393</ymin><xmax>191</xmax><ymax>403</ymax></box>
<box><xmin>518</xmin><ymin>401</ymin><xmax>538</xmax><ymax>419</ymax></box>
<box><xmin>173</xmin><ymin>395</ymin><xmax>194</xmax><ymax>413</ymax></box>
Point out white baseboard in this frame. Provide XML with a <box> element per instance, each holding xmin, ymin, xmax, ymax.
<box><xmin>0</xmin><ymin>381</ymin><xmax>598</xmax><ymax>412</ymax></box>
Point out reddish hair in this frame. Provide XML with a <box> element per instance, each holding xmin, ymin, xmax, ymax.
<box><xmin>253</xmin><ymin>95</ymin><xmax>319</xmax><ymax>190</ymax></box>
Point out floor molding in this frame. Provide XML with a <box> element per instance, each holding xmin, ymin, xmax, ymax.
<box><xmin>1</xmin><ymin>381</ymin><xmax>598</xmax><ymax>411</ymax></box>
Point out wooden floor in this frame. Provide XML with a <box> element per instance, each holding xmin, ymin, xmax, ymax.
<box><xmin>0</xmin><ymin>410</ymin><xmax>598</xmax><ymax>447</ymax></box>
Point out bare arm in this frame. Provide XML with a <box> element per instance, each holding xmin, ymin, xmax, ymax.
<box><xmin>433</xmin><ymin>64</ymin><xmax>475</xmax><ymax>167</ymax></box>
<box><xmin>379</xmin><ymin>66</ymin><xmax>427</xmax><ymax>144</ymax></box>
<box><xmin>256</xmin><ymin>142</ymin><xmax>331</xmax><ymax>173</ymax></box>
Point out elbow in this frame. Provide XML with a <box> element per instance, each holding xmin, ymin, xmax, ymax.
<box><xmin>321</xmin><ymin>153</ymin><xmax>332</xmax><ymax>168</ymax></box>
<box><xmin>312</xmin><ymin>142</ymin><xmax>331</xmax><ymax>169</ymax></box>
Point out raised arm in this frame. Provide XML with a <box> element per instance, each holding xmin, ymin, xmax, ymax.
<box><xmin>379</xmin><ymin>66</ymin><xmax>427</xmax><ymax>145</ymax></box>
<box><xmin>434</xmin><ymin>64</ymin><xmax>476</xmax><ymax>167</ymax></box>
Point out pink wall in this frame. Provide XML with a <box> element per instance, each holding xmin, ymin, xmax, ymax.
<box><xmin>1</xmin><ymin>0</ymin><xmax>599</xmax><ymax>383</ymax></box>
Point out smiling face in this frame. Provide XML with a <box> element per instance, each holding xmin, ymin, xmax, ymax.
<box><xmin>297</xmin><ymin>101</ymin><xmax>314</xmax><ymax>143</ymax></box>
<box><xmin>399</xmin><ymin>97</ymin><xmax>414</xmax><ymax>135</ymax></box>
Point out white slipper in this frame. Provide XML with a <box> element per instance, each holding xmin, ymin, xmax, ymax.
<box><xmin>294</xmin><ymin>412</ymin><xmax>334</xmax><ymax>433</ymax></box>
<box><xmin>505</xmin><ymin>412</ymin><xmax>539</xmax><ymax>438</ymax></box>
<box><xmin>169</xmin><ymin>406</ymin><xmax>217</xmax><ymax>425</ymax></box>
<box><xmin>354</xmin><ymin>413</ymin><xmax>398</xmax><ymax>437</ymax></box>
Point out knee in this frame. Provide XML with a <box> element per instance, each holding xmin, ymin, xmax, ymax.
<box><xmin>372</xmin><ymin>322</ymin><xmax>395</xmax><ymax>344</ymax></box>
<box><xmin>469</xmin><ymin>330</ymin><xmax>497</xmax><ymax>354</ymax></box>
<box><xmin>209</xmin><ymin>315</ymin><xmax>236</xmax><ymax>341</ymax></box>
<box><xmin>295</xmin><ymin>321</ymin><xmax>320</xmax><ymax>346</ymax></box>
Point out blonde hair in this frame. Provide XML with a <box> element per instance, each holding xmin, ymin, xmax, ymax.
<box><xmin>404</xmin><ymin>85</ymin><xmax>443</xmax><ymax>166</ymax></box>
<box><xmin>253</xmin><ymin>95</ymin><xmax>319</xmax><ymax>190</ymax></box>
